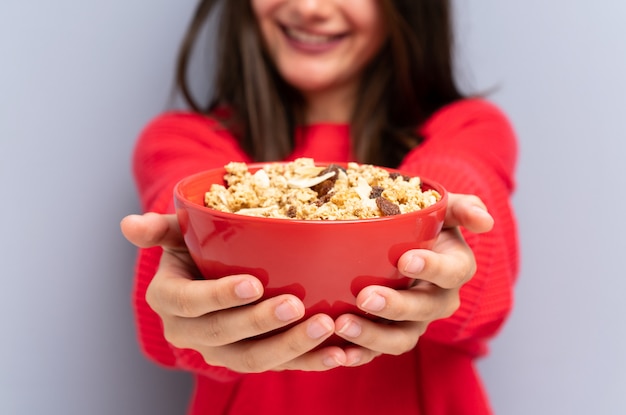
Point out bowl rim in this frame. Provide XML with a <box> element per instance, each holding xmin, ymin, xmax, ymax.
<box><xmin>174</xmin><ymin>162</ymin><xmax>448</xmax><ymax>225</ymax></box>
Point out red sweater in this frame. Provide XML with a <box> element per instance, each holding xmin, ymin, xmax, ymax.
<box><xmin>130</xmin><ymin>99</ymin><xmax>518</xmax><ymax>415</ymax></box>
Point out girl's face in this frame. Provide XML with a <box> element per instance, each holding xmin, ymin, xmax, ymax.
<box><xmin>252</xmin><ymin>0</ymin><xmax>387</xmax><ymax>98</ymax></box>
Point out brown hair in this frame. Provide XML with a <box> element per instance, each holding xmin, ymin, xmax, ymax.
<box><xmin>176</xmin><ymin>0</ymin><xmax>465</xmax><ymax>167</ymax></box>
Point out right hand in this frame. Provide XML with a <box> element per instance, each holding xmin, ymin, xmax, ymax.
<box><xmin>120</xmin><ymin>212</ymin><xmax>350</xmax><ymax>373</ymax></box>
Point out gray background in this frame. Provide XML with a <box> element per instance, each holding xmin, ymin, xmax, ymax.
<box><xmin>1</xmin><ymin>1</ymin><xmax>624</xmax><ymax>414</ymax></box>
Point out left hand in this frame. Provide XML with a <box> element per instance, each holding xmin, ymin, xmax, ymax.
<box><xmin>332</xmin><ymin>193</ymin><xmax>494</xmax><ymax>366</ymax></box>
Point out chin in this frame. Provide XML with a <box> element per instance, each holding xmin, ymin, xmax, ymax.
<box><xmin>281</xmin><ymin>72</ymin><xmax>341</xmax><ymax>93</ymax></box>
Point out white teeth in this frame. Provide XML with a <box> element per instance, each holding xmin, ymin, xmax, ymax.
<box><xmin>286</xmin><ymin>28</ymin><xmax>336</xmax><ymax>44</ymax></box>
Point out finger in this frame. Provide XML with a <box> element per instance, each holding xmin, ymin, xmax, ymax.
<box><xmin>354</xmin><ymin>283</ymin><xmax>459</xmax><ymax>323</ymax></box>
<box><xmin>279</xmin><ymin>344</ymin><xmax>381</xmax><ymax>370</ymax></box>
<box><xmin>342</xmin><ymin>346</ymin><xmax>382</xmax><ymax>367</ymax></box>
<box><xmin>277</xmin><ymin>345</ymin><xmax>349</xmax><ymax>371</ymax></box>
<box><xmin>211</xmin><ymin>314</ymin><xmax>337</xmax><ymax>373</ymax></box>
<box><xmin>120</xmin><ymin>212</ymin><xmax>186</xmax><ymax>250</ymax></box>
<box><xmin>397</xmin><ymin>228</ymin><xmax>476</xmax><ymax>289</ymax></box>
<box><xmin>166</xmin><ymin>294</ymin><xmax>306</xmax><ymax>347</ymax></box>
<box><xmin>445</xmin><ymin>193</ymin><xmax>494</xmax><ymax>233</ymax></box>
<box><xmin>335</xmin><ymin>314</ymin><xmax>426</xmax><ymax>356</ymax></box>
<box><xmin>279</xmin><ymin>340</ymin><xmax>382</xmax><ymax>370</ymax></box>
<box><xmin>148</xmin><ymin>262</ymin><xmax>265</xmax><ymax>318</ymax></box>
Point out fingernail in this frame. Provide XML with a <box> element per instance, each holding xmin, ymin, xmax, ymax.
<box><xmin>307</xmin><ymin>317</ymin><xmax>333</xmax><ymax>339</ymax></box>
<box><xmin>403</xmin><ymin>254</ymin><xmax>425</xmax><ymax>274</ymax></box>
<box><xmin>337</xmin><ymin>319</ymin><xmax>361</xmax><ymax>338</ymax></box>
<box><xmin>346</xmin><ymin>354</ymin><xmax>362</xmax><ymax>367</ymax></box>
<box><xmin>361</xmin><ymin>292</ymin><xmax>386</xmax><ymax>312</ymax></box>
<box><xmin>234</xmin><ymin>280</ymin><xmax>261</xmax><ymax>299</ymax></box>
<box><xmin>275</xmin><ymin>299</ymin><xmax>303</xmax><ymax>322</ymax></box>
<box><xmin>472</xmin><ymin>205</ymin><xmax>491</xmax><ymax>218</ymax></box>
<box><xmin>323</xmin><ymin>355</ymin><xmax>342</xmax><ymax>368</ymax></box>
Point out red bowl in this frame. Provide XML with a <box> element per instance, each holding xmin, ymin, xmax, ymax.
<box><xmin>174</xmin><ymin>163</ymin><xmax>447</xmax><ymax>344</ymax></box>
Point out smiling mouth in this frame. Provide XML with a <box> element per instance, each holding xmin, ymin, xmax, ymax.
<box><xmin>283</xmin><ymin>26</ymin><xmax>345</xmax><ymax>45</ymax></box>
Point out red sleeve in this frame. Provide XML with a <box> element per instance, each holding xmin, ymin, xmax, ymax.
<box><xmin>400</xmin><ymin>99</ymin><xmax>519</xmax><ymax>356</ymax></box>
<box><xmin>130</xmin><ymin>112</ymin><xmax>251</xmax><ymax>381</ymax></box>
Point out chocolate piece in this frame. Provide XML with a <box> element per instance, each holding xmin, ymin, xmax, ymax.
<box><xmin>286</xmin><ymin>206</ymin><xmax>297</xmax><ymax>218</ymax></box>
<box><xmin>389</xmin><ymin>172</ymin><xmax>411</xmax><ymax>182</ymax></box>
<box><xmin>369</xmin><ymin>186</ymin><xmax>384</xmax><ymax>199</ymax></box>
<box><xmin>376</xmin><ymin>197</ymin><xmax>401</xmax><ymax>216</ymax></box>
<box><xmin>312</xmin><ymin>164</ymin><xmax>343</xmax><ymax>196</ymax></box>
<box><xmin>315</xmin><ymin>192</ymin><xmax>335</xmax><ymax>206</ymax></box>
<box><xmin>313</xmin><ymin>180</ymin><xmax>335</xmax><ymax>197</ymax></box>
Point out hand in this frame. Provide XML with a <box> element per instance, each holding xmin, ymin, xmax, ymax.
<box><xmin>332</xmin><ymin>193</ymin><xmax>494</xmax><ymax>363</ymax></box>
<box><xmin>121</xmin><ymin>212</ymin><xmax>349</xmax><ymax>373</ymax></box>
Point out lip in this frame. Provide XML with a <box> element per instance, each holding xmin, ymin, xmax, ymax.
<box><xmin>280</xmin><ymin>25</ymin><xmax>347</xmax><ymax>53</ymax></box>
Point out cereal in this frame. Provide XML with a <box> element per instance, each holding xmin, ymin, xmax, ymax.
<box><xmin>204</xmin><ymin>158</ymin><xmax>441</xmax><ymax>220</ymax></box>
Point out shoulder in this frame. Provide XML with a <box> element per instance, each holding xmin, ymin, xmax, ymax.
<box><xmin>418</xmin><ymin>98</ymin><xmax>518</xmax><ymax>162</ymax></box>
<box><xmin>421</xmin><ymin>98</ymin><xmax>515</xmax><ymax>137</ymax></box>
<box><xmin>135</xmin><ymin>110</ymin><xmax>241</xmax><ymax>153</ymax></box>
<box><xmin>404</xmin><ymin>98</ymin><xmax>518</xmax><ymax>189</ymax></box>
<box><xmin>132</xmin><ymin>110</ymin><xmax>249</xmax><ymax>176</ymax></box>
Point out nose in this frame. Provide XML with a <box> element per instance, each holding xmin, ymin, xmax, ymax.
<box><xmin>289</xmin><ymin>0</ymin><xmax>333</xmax><ymax>21</ymax></box>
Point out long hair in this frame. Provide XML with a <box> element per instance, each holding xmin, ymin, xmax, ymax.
<box><xmin>176</xmin><ymin>0</ymin><xmax>464</xmax><ymax>166</ymax></box>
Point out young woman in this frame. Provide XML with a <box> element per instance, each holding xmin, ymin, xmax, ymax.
<box><xmin>121</xmin><ymin>1</ymin><xmax>519</xmax><ymax>414</ymax></box>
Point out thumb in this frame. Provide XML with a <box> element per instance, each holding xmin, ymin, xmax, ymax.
<box><xmin>444</xmin><ymin>193</ymin><xmax>494</xmax><ymax>234</ymax></box>
<box><xmin>120</xmin><ymin>212</ymin><xmax>186</xmax><ymax>249</ymax></box>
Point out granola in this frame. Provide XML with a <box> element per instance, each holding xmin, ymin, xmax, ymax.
<box><xmin>204</xmin><ymin>158</ymin><xmax>441</xmax><ymax>220</ymax></box>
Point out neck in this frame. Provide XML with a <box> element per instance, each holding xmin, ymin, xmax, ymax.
<box><xmin>303</xmin><ymin>83</ymin><xmax>357</xmax><ymax>124</ymax></box>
